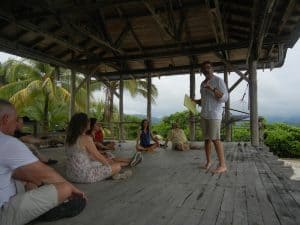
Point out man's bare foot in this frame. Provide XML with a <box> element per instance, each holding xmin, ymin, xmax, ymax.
<box><xmin>212</xmin><ymin>166</ymin><xmax>227</xmax><ymax>173</ymax></box>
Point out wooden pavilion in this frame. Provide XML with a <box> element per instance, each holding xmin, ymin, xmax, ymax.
<box><xmin>0</xmin><ymin>0</ymin><xmax>299</xmax><ymax>146</ymax></box>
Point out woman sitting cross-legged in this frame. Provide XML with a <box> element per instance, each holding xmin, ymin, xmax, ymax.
<box><xmin>136</xmin><ymin>119</ymin><xmax>159</xmax><ymax>152</ymax></box>
<box><xmin>65</xmin><ymin>113</ymin><xmax>133</xmax><ymax>183</ymax></box>
<box><xmin>87</xmin><ymin>117</ymin><xmax>143</xmax><ymax>168</ymax></box>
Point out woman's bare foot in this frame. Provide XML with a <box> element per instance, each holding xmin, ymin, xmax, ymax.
<box><xmin>212</xmin><ymin>166</ymin><xmax>227</xmax><ymax>173</ymax></box>
<box><xmin>200</xmin><ymin>162</ymin><xmax>211</xmax><ymax>170</ymax></box>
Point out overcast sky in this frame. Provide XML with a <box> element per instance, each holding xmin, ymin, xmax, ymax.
<box><xmin>1</xmin><ymin>40</ymin><xmax>299</xmax><ymax>119</ymax></box>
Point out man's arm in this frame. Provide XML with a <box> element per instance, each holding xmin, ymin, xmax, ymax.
<box><xmin>19</xmin><ymin>135</ymin><xmax>42</xmax><ymax>145</ymax></box>
<box><xmin>13</xmin><ymin>161</ymin><xmax>85</xmax><ymax>200</ymax></box>
<box><xmin>13</xmin><ymin>161</ymin><xmax>66</xmax><ymax>185</ymax></box>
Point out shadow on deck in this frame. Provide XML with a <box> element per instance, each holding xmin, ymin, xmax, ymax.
<box><xmin>34</xmin><ymin>142</ymin><xmax>300</xmax><ymax>225</ymax></box>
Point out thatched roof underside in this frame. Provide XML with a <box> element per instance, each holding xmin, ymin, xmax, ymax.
<box><xmin>0</xmin><ymin>0</ymin><xmax>299</xmax><ymax>81</ymax></box>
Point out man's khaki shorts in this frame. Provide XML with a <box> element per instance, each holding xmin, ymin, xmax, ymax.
<box><xmin>201</xmin><ymin>118</ymin><xmax>222</xmax><ymax>140</ymax></box>
<box><xmin>0</xmin><ymin>184</ymin><xmax>58</xmax><ymax>225</ymax></box>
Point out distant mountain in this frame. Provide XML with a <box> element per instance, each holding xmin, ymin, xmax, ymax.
<box><xmin>266</xmin><ymin>115</ymin><xmax>300</xmax><ymax>126</ymax></box>
<box><xmin>129</xmin><ymin>114</ymin><xmax>162</xmax><ymax>124</ymax></box>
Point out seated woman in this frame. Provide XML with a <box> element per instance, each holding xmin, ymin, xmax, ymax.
<box><xmin>65</xmin><ymin>113</ymin><xmax>124</xmax><ymax>183</ymax></box>
<box><xmin>136</xmin><ymin>119</ymin><xmax>159</xmax><ymax>152</ymax></box>
<box><xmin>87</xmin><ymin>118</ymin><xmax>142</xmax><ymax>167</ymax></box>
<box><xmin>15</xmin><ymin>116</ymin><xmax>58</xmax><ymax>165</ymax></box>
<box><xmin>88</xmin><ymin>118</ymin><xmax>115</xmax><ymax>150</ymax></box>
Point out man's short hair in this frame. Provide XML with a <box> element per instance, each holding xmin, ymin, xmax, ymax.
<box><xmin>200</xmin><ymin>61</ymin><xmax>212</xmax><ymax>69</ymax></box>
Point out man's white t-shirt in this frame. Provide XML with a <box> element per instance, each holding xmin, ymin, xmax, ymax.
<box><xmin>0</xmin><ymin>131</ymin><xmax>38</xmax><ymax>207</ymax></box>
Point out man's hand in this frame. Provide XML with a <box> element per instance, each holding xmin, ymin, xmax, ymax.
<box><xmin>69</xmin><ymin>184</ymin><xmax>86</xmax><ymax>200</ymax></box>
<box><xmin>204</xmin><ymin>83</ymin><xmax>214</xmax><ymax>91</ymax></box>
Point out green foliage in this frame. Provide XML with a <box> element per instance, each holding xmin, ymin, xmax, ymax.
<box><xmin>152</xmin><ymin>111</ymin><xmax>203</xmax><ymax>140</ymax></box>
<box><xmin>123</xmin><ymin>115</ymin><xmax>141</xmax><ymax>139</ymax></box>
<box><xmin>231</xmin><ymin>122</ymin><xmax>251</xmax><ymax>142</ymax></box>
<box><xmin>265</xmin><ymin>123</ymin><xmax>300</xmax><ymax>158</ymax></box>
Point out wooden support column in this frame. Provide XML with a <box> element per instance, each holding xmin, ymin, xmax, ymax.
<box><xmin>189</xmin><ymin>69</ymin><xmax>196</xmax><ymax>141</ymax></box>
<box><xmin>119</xmin><ymin>74</ymin><xmax>124</xmax><ymax>141</ymax></box>
<box><xmin>69</xmin><ymin>69</ymin><xmax>76</xmax><ymax>119</ymax></box>
<box><xmin>249</xmin><ymin>58</ymin><xmax>259</xmax><ymax>146</ymax></box>
<box><xmin>224</xmin><ymin>67</ymin><xmax>232</xmax><ymax>141</ymax></box>
<box><xmin>147</xmin><ymin>73</ymin><xmax>152</xmax><ymax>124</ymax></box>
<box><xmin>86</xmin><ymin>74</ymin><xmax>91</xmax><ymax>115</ymax></box>
<box><xmin>55</xmin><ymin>66</ymin><xmax>60</xmax><ymax>82</ymax></box>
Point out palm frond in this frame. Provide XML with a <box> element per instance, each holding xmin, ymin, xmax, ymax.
<box><xmin>0</xmin><ymin>79</ymin><xmax>32</xmax><ymax>99</ymax></box>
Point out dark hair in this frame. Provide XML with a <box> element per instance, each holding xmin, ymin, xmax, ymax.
<box><xmin>86</xmin><ymin>117</ymin><xmax>97</xmax><ymax>135</ymax></box>
<box><xmin>200</xmin><ymin>61</ymin><xmax>212</xmax><ymax>70</ymax></box>
<box><xmin>140</xmin><ymin>119</ymin><xmax>149</xmax><ymax>131</ymax></box>
<box><xmin>22</xmin><ymin>116</ymin><xmax>30</xmax><ymax>123</ymax></box>
<box><xmin>65</xmin><ymin>113</ymin><xmax>89</xmax><ymax>146</ymax></box>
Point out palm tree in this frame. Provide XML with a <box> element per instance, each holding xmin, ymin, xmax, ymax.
<box><xmin>0</xmin><ymin>59</ymin><xmax>86</xmax><ymax>132</ymax></box>
<box><xmin>102</xmin><ymin>79</ymin><xmax>158</xmax><ymax>123</ymax></box>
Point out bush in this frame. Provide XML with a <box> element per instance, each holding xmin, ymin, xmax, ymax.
<box><xmin>265</xmin><ymin>123</ymin><xmax>300</xmax><ymax>158</ymax></box>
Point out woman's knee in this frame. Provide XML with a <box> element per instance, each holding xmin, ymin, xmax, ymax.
<box><xmin>110</xmin><ymin>163</ymin><xmax>121</xmax><ymax>175</ymax></box>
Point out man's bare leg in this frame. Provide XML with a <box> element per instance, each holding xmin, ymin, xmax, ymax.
<box><xmin>202</xmin><ymin>139</ymin><xmax>212</xmax><ymax>169</ymax></box>
<box><xmin>212</xmin><ymin>140</ymin><xmax>227</xmax><ymax>173</ymax></box>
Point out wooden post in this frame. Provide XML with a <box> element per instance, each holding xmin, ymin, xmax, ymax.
<box><xmin>147</xmin><ymin>73</ymin><xmax>152</xmax><ymax>124</ymax></box>
<box><xmin>55</xmin><ymin>66</ymin><xmax>60</xmax><ymax>82</ymax></box>
<box><xmin>249</xmin><ymin>57</ymin><xmax>259</xmax><ymax>146</ymax></box>
<box><xmin>69</xmin><ymin>69</ymin><xmax>76</xmax><ymax>119</ymax></box>
<box><xmin>86</xmin><ymin>74</ymin><xmax>90</xmax><ymax>115</ymax></box>
<box><xmin>189</xmin><ymin>69</ymin><xmax>196</xmax><ymax>141</ymax></box>
<box><xmin>119</xmin><ymin>74</ymin><xmax>124</xmax><ymax>141</ymax></box>
<box><xmin>224</xmin><ymin>67</ymin><xmax>232</xmax><ymax>141</ymax></box>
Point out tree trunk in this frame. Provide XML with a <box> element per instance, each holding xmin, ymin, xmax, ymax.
<box><xmin>43</xmin><ymin>94</ymin><xmax>49</xmax><ymax>134</ymax></box>
<box><xmin>103</xmin><ymin>88</ymin><xmax>110</xmax><ymax>122</ymax></box>
<box><xmin>108</xmin><ymin>87</ymin><xmax>114</xmax><ymax>123</ymax></box>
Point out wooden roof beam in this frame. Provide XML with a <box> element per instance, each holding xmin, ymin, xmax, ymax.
<box><xmin>206</xmin><ymin>0</ymin><xmax>229</xmax><ymax>61</ymax></box>
<box><xmin>93</xmin><ymin>59</ymin><xmax>275</xmax><ymax>81</ymax></box>
<box><xmin>0</xmin><ymin>35</ymin><xmax>89</xmax><ymax>75</ymax></box>
<box><xmin>278</xmin><ymin>0</ymin><xmax>296</xmax><ymax>34</ymax></box>
<box><xmin>0</xmin><ymin>9</ymin><xmax>87</xmax><ymax>54</ymax></box>
<box><xmin>247</xmin><ymin>0</ymin><xmax>277</xmax><ymax>62</ymax></box>
<box><xmin>15</xmin><ymin>1</ymin><xmax>203</xmax><ymax>22</ymax></box>
<box><xmin>73</xmin><ymin>37</ymin><xmax>289</xmax><ymax>65</ymax></box>
<box><xmin>68</xmin><ymin>23</ymin><xmax>124</xmax><ymax>54</ymax></box>
<box><xmin>215</xmin><ymin>52</ymin><xmax>249</xmax><ymax>82</ymax></box>
<box><xmin>143</xmin><ymin>0</ymin><xmax>178</xmax><ymax>40</ymax></box>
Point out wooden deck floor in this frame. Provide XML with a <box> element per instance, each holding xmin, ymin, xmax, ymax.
<box><xmin>35</xmin><ymin>142</ymin><xmax>300</xmax><ymax>225</ymax></box>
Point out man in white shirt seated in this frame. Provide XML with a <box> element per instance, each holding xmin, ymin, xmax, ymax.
<box><xmin>0</xmin><ymin>99</ymin><xmax>86</xmax><ymax>225</ymax></box>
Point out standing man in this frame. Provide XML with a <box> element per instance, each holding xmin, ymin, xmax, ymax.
<box><xmin>194</xmin><ymin>61</ymin><xmax>228</xmax><ymax>173</ymax></box>
<box><xmin>0</xmin><ymin>99</ymin><xmax>86</xmax><ymax>225</ymax></box>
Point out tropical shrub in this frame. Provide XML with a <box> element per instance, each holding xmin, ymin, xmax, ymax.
<box><xmin>265</xmin><ymin>123</ymin><xmax>300</xmax><ymax>158</ymax></box>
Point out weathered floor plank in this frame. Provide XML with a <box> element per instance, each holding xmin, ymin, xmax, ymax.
<box><xmin>31</xmin><ymin>142</ymin><xmax>300</xmax><ymax>225</ymax></box>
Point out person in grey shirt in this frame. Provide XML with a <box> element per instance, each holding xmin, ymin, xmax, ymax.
<box><xmin>194</xmin><ymin>61</ymin><xmax>228</xmax><ymax>173</ymax></box>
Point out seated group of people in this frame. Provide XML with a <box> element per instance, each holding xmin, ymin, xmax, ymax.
<box><xmin>65</xmin><ymin>113</ymin><xmax>143</xmax><ymax>183</ymax></box>
<box><xmin>0</xmin><ymin>100</ymin><xmax>143</xmax><ymax>225</ymax></box>
<box><xmin>136</xmin><ymin>119</ymin><xmax>196</xmax><ymax>152</ymax></box>
<box><xmin>0</xmin><ymin>98</ymin><xmax>193</xmax><ymax>225</ymax></box>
